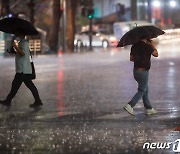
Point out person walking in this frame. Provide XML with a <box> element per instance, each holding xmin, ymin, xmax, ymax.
<box><xmin>0</xmin><ymin>33</ymin><xmax>43</xmax><ymax>108</ymax></box>
<box><xmin>124</xmin><ymin>38</ymin><xmax>158</xmax><ymax>115</ymax></box>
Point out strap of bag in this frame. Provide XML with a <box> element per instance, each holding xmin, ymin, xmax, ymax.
<box><xmin>29</xmin><ymin>50</ymin><xmax>33</xmax><ymax>62</ymax></box>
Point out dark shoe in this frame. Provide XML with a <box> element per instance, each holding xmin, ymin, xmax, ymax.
<box><xmin>29</xmin><ymin>101</ymin><xmax>43</xmax><ymax>108</ymax></box>
<box><xmin>0</xmin><ymin>100</ymin><xmax>11</xmax><ymax>107</ymax></box>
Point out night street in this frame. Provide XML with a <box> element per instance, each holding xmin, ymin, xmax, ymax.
<box><xmin>0</xmin><ymin>41</ymin><xmax>179</xmax><ymax>154</ymax></box>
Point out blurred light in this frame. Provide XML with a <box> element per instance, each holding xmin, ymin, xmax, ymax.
<box><xmin>99</xmin><ymin>36</ymin><xmax>104</xmax><ymax>40</ymax></box>
<box><xmin>144</xmin><ymin>2</ymin><xmax>148</xmax><ymax>7</ymax></box>
<box><xmin>110</xmin><ymin>51</ymin><xmax>115</xmax><ymax>56</ymax></box>
<box><xmin>169</xmin><ymin>62</ymin><xmax>175</xmax><ymax>66</ymax></box>
<box><xmin>169</xmin><ymin>1</ymin><xmax>176</xmax><ymax>7</ymax></box>
<box><xmin>137</xmin><ymin>2</ymin><xmax>143</xmax><ymax>6</ymax></box>
<box><xmin>96</xmin><ymin>33</ymin><xmax>100</xmax><ymax>36</ymax></box>
<box><xmin>8</xmin><ymin>13</ymin><xmax>13</xmax><ymax>17</ymax></box>
<box><xmin>122</xmin><ymin>26</ymin><xmax>130</xmax><ymax>33</ymax></box>
<box><xmin>152</xmin><ymin>1</ymin><xmax>161</xmax><ymax>7</ymax></box>
<box><xmin>138</xmin><ymin>2</ymin><xmax>148</xmax><ymax>7</ymax></box>
<box><xmin>88</xmin><ymin>14</ymin><xmax>93</xmax><ymax>19</ymax></box>
<box><xmin>109</xmin><ymin>36</ymin><xmax>117</xmax><ymax>41</ymax></box>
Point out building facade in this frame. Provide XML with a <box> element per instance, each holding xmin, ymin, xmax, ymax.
<box><xmin>93</xmin><ymin>0</ymin><xmax>130</xmax><ymax>17</ymax></box>
<box><xmin>93</xmin><ymin>0</ymin><xmax>180</xmax><ymax>28</ymax></box>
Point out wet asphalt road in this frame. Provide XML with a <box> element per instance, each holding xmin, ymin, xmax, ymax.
<box><xmin>0</xmin><ymin>41</ymin><xmax>180</xmax><ymax>154</ymax></box>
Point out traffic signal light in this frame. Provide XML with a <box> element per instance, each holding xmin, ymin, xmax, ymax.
<box><xmin>81</xmin><ymin>7</ymin><xmax>88</xmax><ymax>17</ymax></box>
<box><xmin>88</xmin><ymin>9</ymin><xmax>94</xmax><ymax>19</ymax></box>
<box><xmin>81</xmin><ymin>8</ymin><xmax>94</xmax><ymax>19</ymax></box>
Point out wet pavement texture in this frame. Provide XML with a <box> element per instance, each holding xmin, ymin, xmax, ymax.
<box><xmin>0</xmin><ymin>42</ymin><xmax>180</xmax><ymax>154</ymax></box>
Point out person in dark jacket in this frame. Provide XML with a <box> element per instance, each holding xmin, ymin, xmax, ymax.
<box><xmin>0</xmin><ymin>33</ymin><xmax>43</xmax><ymax>108</ymax></box>
<box><xmin>124</xmin><ymin>38</ymin><xmax>158</xmax><ymax>115</ymax></box>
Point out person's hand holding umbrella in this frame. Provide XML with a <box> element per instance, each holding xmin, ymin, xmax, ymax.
<box><xmin>11</xmin><ymin>39</ymin><xmax>25</xmax><ymax>56</ymax></box>
<box><xmin>144</xmin><ymin>39</ymin><xmax>158</xmax><ymax>57</ymax></box>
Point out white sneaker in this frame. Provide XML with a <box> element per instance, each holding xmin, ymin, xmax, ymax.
<box><xmin>145</xmin><ymin>108</ymin><xmax>157</xmax><ymax>115</ymax></box>
<box><xmin>124</xmin><ymin>104</ymin><xmax>134</xmax><ymax>115</ymax></box>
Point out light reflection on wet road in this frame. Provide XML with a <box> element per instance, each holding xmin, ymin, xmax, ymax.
<box><xmin>0</xmin><ymin>41</ymin><xmax>179</xmax><ymax>154</ymax></box>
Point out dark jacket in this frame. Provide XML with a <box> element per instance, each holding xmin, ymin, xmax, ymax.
<box><xmin>130</xmin><ymin>41</ymin><xmax>154</xmax><ymax>70</ymax></box>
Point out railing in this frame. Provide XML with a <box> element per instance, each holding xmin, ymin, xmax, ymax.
<box><xmin>0</xmin><ymin>40</ymin><xmax>5</xmax><ymax>54</ymax></box>
<box><xmin>29</xmin><ymin>39</ymin><xmax>41</xmax><ymax>55</ymax></box>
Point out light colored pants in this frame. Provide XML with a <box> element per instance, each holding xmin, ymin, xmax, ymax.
<box><xmin>128</xmin><ymin>69</ymin><xmax>152</xmax><ymax>109</ymax></box>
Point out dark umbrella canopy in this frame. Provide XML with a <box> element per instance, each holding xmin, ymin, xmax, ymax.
<box><xmin>0</xmin><ymin>17</ymin><xmax>38</xmax><ymax>35</ymax></box>
<box><xmin>117</xmin><ymin>26</ymin><xmax>165</xmax><ymax>47</ymax></box>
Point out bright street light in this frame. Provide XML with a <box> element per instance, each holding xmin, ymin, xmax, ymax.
<box><xmin>169</xmin><ymin>0</ymin><xmax>176</xmax><ymax>7</ymax></box>
<box><xmin>152</xmin><ymin>0</ymin><xmax>161</xmax><ymax>7</ymax></box>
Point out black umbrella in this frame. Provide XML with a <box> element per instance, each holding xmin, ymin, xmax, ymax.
<box><xmin>117</xmin><ymin>25</ymin><xmax>165</xmax><ymax>47</ymax></box>
<box><xmin>0</xmin><ymin>17</ymin><xmax>38</xmax><ymax>35</ymax></box>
